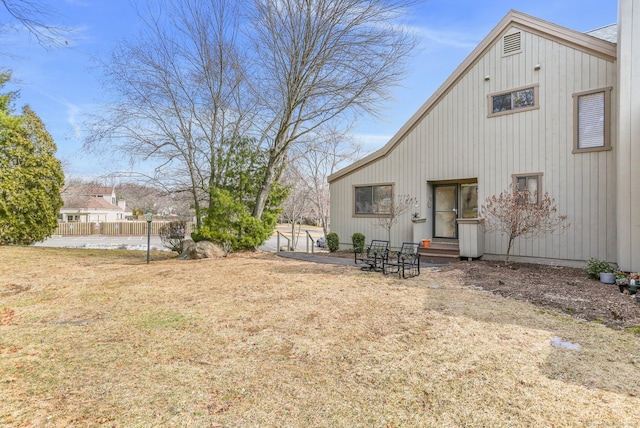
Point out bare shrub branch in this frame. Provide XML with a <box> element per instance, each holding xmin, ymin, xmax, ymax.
<box><xmin>480</xmin><ymin>184</ymin><xmax>570</xmax><ymax>263</ymax></box>
<box><xmin>373</xmin><ymin>194</ymin><xmax>417</xmax><ymax>243</ymax></box>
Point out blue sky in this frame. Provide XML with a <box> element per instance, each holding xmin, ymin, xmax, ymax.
<box><xmin>1</xmin><ymin>0</ymin><xmax>618</xmax><ymax>178</ymax></box>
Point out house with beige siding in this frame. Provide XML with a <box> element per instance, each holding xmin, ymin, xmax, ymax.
<box><xmin>329</xmin><ymin>1</ymin><xmax>640</xmax><ymax>271</ymax></box>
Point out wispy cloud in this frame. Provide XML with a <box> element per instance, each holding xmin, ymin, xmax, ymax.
<box><xmin>411</xmin><ymin>26</ymin><xmax>481</xmax><ymax>50</ymax></box>
<box><xmin>350</xmin><ymin>133</ymin><xmax>393</xmax><ymax>152</ymax></box>
<box><xmin>63</xmin><ymin>100</ymin><xmax>83</xmax><ymax>138</ymax></box>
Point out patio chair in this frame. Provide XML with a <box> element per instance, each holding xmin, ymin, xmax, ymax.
<box><xmin>354</xmin><ymin>239</ymin><xmax>389</xmax><ymax>271</ymax></box>
<box><xmin>383</xmin><ymin>242</ymin><xmax>421</xmax><ymax>279</ymax></box>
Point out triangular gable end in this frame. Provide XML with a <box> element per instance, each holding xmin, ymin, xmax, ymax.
<box><xmin>328</xmin><ymin>9</ymin><xmax>617</xmax><ymax>183</ymax></box>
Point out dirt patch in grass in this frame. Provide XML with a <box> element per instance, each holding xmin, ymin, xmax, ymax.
<box><xmin>0</xmin><ymin>246</ymin><xmax>639</xmax><ymax>427</ymax></box>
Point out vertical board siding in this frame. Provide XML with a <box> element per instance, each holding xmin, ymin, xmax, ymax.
<box><xmin>616</xmin><ymin>0</ymin><xmax>640</xmax><ymax>271</ymax></box>
<box><xmin>330</xmin><ymin>26</ymin><xmax>616</xmax><ymax>262</ymax></box>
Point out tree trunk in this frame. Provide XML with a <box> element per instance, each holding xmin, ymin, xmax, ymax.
<box><xmin>192</xmin><ymin>188</ymin><xmax>202</xmax><ymax>229</ymax></box>
<box><xmin>253</xmin><ymin>147</ymin><xmax>286</xmax><ymax>219</ymax></box>
<box><xmin>253</xmin><ymin>166</ymin><xmax>274</xmax><ymax>219</ymax></box>
<box><xmin>505</xmin><ymin>236</ymin><xmax>515</xmax><ymax>264</ymax></box>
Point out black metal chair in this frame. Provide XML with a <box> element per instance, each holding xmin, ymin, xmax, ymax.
<box><xmin>383</xmin><ymin>242</ymin><xmax>421</xmax><ymax>279</ymax></box>
<box><xmin>354</xmin><ymin>239</ymin><xmax>389</xmax><ymax>271</ymax></box>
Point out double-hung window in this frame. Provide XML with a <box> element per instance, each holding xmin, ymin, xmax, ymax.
<box><xmin>573</xmin><ymin>87</ymin><xmax>612</xmax><ymax>153</ymax></box>
<box><xmin>354</xmin><ymin>184</ymin><xmax>393</xmax><ymax>216</ymax></box>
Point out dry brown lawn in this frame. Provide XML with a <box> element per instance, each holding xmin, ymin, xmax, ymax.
<box><xmin>1</xmin><ymin>246</ymin><xmax>639</xmax><ymax>427</ymax></box>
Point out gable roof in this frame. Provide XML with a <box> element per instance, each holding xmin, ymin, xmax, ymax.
<box><xmin>63</xmin><ymin>186</ymin><xmax>115</xmax><ymax>197</ymax></box>
<box><xmin>586</xmin><ymin>24</ymin><xmax>618</xmax><ymax>43</ymax></box>
<box><xmin>328</xmin><ymin>10</ymin><xmax>617</xmax><ymax>183</ymax></box>
<box><xmin>86</xmin><ymin>186</ymin><xmax>115</xmax><ymax>196</ymax></box>
<box><xmin>61</xmin><ymin>195</ymin><xmax>126</xmax><ymax>211</ymax></box>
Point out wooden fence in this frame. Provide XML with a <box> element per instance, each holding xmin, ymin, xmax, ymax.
<box><xmin>55</xmin><ymin>221</ymin><xmax>196</xmax><ymax>236</ymax></box>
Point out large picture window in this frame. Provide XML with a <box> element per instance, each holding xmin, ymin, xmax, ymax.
<box><xmin>488</xmin><ymin>85</ymin><xmax>539</xmax><ymax>117</ymax></box>
<box><xmin>573</xmin><ymin>87</ymin><xmax>612</xmax><ymax>153</ymax></box>
<box><xmin>354</xmin><ymin>184</ymin><xmax>392</xmax><ymax>215</ymax></box>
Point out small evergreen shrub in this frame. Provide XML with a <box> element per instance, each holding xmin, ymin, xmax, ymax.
<box><xmin>192</xmin><ymin>187</ymin><xmax>276</xmax><ymax>251</ymax></box>
<box><xmin>326</xmin><ymin>232</ymin><xmax>340</xmax><ymax>252</ymax></box>
<box><xmin>585</xmin><ymin>258</ymin><xmax>616</xmax><ymax>280</ymax></box>
<box><xmin>352</xmin><ymin>232</ymin><xmax>365</xmax><ymax>253</ymax></box>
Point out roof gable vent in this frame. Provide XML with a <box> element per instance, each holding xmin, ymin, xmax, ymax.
<box><xmin>503</xmin><ymin>32</ymin><xmax>522</xmax><ymax>56</ymax></box>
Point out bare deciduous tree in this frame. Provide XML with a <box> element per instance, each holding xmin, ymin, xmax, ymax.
<box><xmin>480</xmin><ymin>184</ymin><xmax>570</xmax><ymax>264</ymax></box>
<box><xmin>373</xmin><ymin>194</ymin><xmax>417</xmax><ymax>244</ymax></box>
<box><xmin>84</xmin><ymin>0</ymin><xmax>254</xmax><ymax>228</ymax></box>
<box><xmin>86</xmin><ymin>0</ymin><xmax>417</xmax><ymax>236</ymax></box>
<box><xmin>288</xmin><ymin>129</ymin><xmax>361</xmax><ymax>238</ymax></box>
<box><xmin>279</xmin><ymin>167</ymin><xmax>313</xmax><ymax>249</ymax></box>
<box><xmin>248</xmin><ymin>0</ymin><xmax>417</xmax><ymax>219</ymax></box>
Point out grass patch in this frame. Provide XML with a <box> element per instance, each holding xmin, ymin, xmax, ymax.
<box><xmin>0</xmin><ymin>246</ymin><xmax>639</xmax><ymax>426</ymax></box>
<box><xmin>625</xmin><ymin>326</ymin><xmax>640</xmax><ymax>335</ymax></box>
<box><xmin>135</xmin><ymin>310</ymin><xmax>193</xmax><ymax>330</ymax></box>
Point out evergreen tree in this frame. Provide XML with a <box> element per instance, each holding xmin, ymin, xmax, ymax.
<box><xmin>193</xmin><ymin>135</ymin><xmax>288</xmax><ymax>251</ymax></box>
<box><xmin>0</xmin><ymin>73</ymin><xmax>64</xmax><ymax>245</ymax></box>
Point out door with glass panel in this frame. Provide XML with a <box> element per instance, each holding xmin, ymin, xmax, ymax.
<box><xmin>433</xmin><ymin>185</ymin><xmax>458</xmax><ymax>239</ymax></box>
<box><xmin>433</xmin><ymin>182</ymin><xmax>478</xmax><ymax>239</ymax></box>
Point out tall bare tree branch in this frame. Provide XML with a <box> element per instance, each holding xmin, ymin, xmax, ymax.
<box><xmin>84</xmin><ymin>0</ymin><xmax>254</xmax><ymax>228</ymax></box>
<box><xmin>0</xmin><ymin>0</ymin><xmax>68</xmax><ymax>47</ymax></box>
<box><xmin>248</xmin><ymin>0</ymin><xmax>418</xmax><ymax>218</ymax></box>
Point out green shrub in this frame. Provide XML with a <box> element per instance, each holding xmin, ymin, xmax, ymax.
<box><xmin>326</xmin><ymin>232</ymin><xmax>340</xmax><ymax>252</ymax></box>
<box><xmin>351</xmin><ymin>232</ymin><xmax>365</xmax><ymax>253</ymax></box>
<box><xmin>585</xmin><ymin>258</ymin><xmax>616</xmax><ymax>280</ymax></box>
<box><xmin>192</xmin><ymin>187</ymin><xmax>275</xmax><ymax>251</ymax></box>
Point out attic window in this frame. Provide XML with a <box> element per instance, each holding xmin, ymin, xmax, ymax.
<box><xmin>503</xmin><ymin>32</ymin><xmax>521</xmax><ymax>56</ymax></box>
<box><xmin>488</xmin><ymin>85</ymin><xmax>539</xmax><ymax>117</ymax></box>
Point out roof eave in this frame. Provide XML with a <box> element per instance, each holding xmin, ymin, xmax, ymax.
<box><xmin>328</xmin><ymin>10</ymin><xmax>617</xmax><ymax>184</ymax></box>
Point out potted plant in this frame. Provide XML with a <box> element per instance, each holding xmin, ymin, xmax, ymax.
<box><xmin>616</xmin><ymin>273</ymin><xmax>628</xmax><ymax>284</ymax></box>
<box><xmin>616</xmin><ymin>273</ymin><xmax>629</xmax><ymax>293</ymax></box>
<box><xmin>585</xmin><ymin>258</ymin><xmax>616</xmax><ymax>284</ymax></box>
<box><xmin>629</xmin><ymin>273</ymin><xmax>640</xmax><ymax>295</ymax></box>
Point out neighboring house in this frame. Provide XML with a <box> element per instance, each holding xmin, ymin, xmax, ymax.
<box><xmin>60</xmin><ymin>186</ymin><xmax>133</xmax><ymax>223</ymax></box>
<box><xmin>329</xmin><ymin>1</ymin><xmax>640</xmax><ymax>272</ymax></box>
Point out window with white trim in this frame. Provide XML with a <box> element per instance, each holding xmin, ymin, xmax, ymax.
<box><xmin>354</xmin><ymin>184</ymin><xmax>392</xmax><ymax>216</ymax></box>
<box><xmin>573</xmin><ymin>87</ymin><xmax>612</xmax><ymax>153</ymax></box>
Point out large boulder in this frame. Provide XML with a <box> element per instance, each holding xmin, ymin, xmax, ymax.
<box><xmin>178</xmin><ymin>240</ymin><xmax>226</xmax><ymax>260</ymax></box>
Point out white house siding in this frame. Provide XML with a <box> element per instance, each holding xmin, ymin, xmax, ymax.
<box><xmin>617</xmin><ymin>0</ymin><xmax>640</xmax><ymax>272</ymax></box>
<box><xmin>330</xmin><ymin>12</ymin><xmax>617</xmax><ymax>265</ymax></box>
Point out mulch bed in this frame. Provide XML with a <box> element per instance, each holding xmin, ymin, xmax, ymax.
<box><xmin>446</xmin><ymin>260</ymin><xmax>640</xmax><ymax>329</ymax></box>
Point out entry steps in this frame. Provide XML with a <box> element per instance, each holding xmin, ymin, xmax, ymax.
<box><xmin>419</xmin><ymin>240</ymin><xmax>460</xmax><ymax>263</ymax></box>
